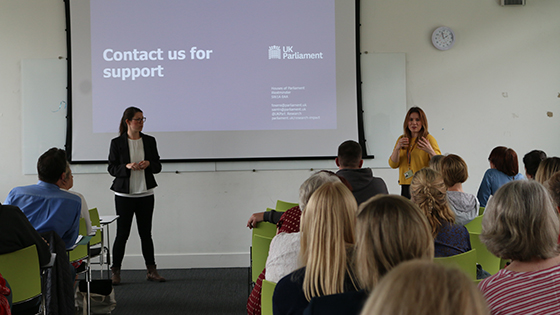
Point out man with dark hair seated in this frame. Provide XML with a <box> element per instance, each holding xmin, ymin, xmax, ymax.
<box><xmin>336</xmin><ymin>140</ymin><xmax>388</xmax><ymax>204</ymax></box>
<box><xmin>3</xmin><ymin>148</ymin><xmax>79</xmax><ymax>315</ymax></box>
<box><xmin>4</xmin><ymin>148</ymin><xmax>81</xmax><ymax>250</ymax></box>
<box><xmin>523</xmin><ymin>149</ymin><xmax>547</xmax><ymax>179</ymax></box>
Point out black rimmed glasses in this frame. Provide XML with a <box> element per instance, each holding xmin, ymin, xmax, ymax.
<box><xmin>132</xmin><ymin>117</ymin><xmax>146</xmax><ymax>123</ymax></box>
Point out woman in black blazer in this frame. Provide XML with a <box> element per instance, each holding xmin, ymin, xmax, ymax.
<box><xmin>108</xmin><ymin>106</ymin><xmax>164</xmax><ymax>284</ymax></box>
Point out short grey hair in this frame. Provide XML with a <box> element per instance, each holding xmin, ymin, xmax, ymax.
<box><xmin>299</xmin><ymin>171</ymin><xmax>341</xmax><ymax>211</ymax></box>
<box><xmin>481</xmin><ymin>180</ymin><xmax>559</xmax><ymax>262</ymax></box>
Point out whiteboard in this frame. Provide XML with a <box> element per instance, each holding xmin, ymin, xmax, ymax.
<box><xmin>22</xmin><ymin>58</ymin><xmax>68</xmax><ymax>174</ymax></box>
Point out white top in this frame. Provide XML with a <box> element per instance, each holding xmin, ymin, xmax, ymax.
<box><xmin>265</xmin><ymin>232</ymin><xmax>301</xmax><ymax>283</ymax></box>
<box><xmin>64</xmin><ymin>189</ymin><xmax>93</xmax><ymax>235</ymax></box>
<box><xmin>128</xmin><ymin>138</ymin><xmax>147</xmax><ymax>194</ymax></box>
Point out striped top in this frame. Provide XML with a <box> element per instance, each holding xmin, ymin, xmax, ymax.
<box><xmin>478</xmin><ymin>263</ymin><xmax>560</xmax><ymax>315</ymax></box>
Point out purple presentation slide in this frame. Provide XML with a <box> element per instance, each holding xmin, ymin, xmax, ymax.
<box><xmin>90</xmin><ymin>0</ymin><xmax>336</xmax><ymax>133</ymax></box>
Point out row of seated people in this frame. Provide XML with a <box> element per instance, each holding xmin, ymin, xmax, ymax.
<box><xmin>0</xmin><ymin>148</ymin><xmax>93</xmax><ymax>315</ymax></box>
<box><xmin>247</xmin><ymin>146</ymin><xmax>560</xmax><ymax>315</ymax></box>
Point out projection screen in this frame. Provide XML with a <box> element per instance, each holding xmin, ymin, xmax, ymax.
<box><xmin>67</xmin><ymin>0</ymin><xmax>361</xmax><ymax>162</ymax></box>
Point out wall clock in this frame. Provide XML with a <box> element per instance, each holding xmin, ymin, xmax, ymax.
<box><xmin>431</xmin><ymin>26</ymin><xmax>455</xmax><ymax>51</ymax></box>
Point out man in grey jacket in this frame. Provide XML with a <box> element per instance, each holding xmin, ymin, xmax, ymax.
<box><xmin>336</xmin><ymin>140</ymin><xmax>388</xmax><ymax>205</ymax></box>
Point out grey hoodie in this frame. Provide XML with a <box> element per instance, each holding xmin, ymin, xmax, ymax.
<box><xmin>447</xmin><ymin>191</ymin><xmax>479</xmax><ymax>226</ymax></box>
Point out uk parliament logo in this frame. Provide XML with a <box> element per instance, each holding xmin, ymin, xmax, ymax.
<box><xmin>268</xmin><ymin>46</ymin><xmax>281</xmax><ymax>59</ymax></box>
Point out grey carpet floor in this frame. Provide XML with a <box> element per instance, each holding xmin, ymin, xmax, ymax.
<box><xmin>100</xmin><ymin>268</ymin><xmax>248</xmax><ymax>315</ymax></box>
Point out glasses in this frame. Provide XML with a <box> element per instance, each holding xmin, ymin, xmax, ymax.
<box><xmin>132</xmin><ymin>117</ymin><xmax>146</xmax><ymax>123</ymax></box>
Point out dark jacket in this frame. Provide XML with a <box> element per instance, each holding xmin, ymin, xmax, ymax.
<box><xmin>108</xmin><ymin>132</ymin><xmax>162</xmax><ymax>193</ymax></box>
<box><xmin>336</xmin><ymin>168</ymin><xmax>388</xmax><ymax>205</ymax></box>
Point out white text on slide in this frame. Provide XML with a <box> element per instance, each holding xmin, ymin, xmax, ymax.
<box><xmin>101</xmin><ymin>47</ymin><xmax>213</xmax><ymax>80</ymax></box>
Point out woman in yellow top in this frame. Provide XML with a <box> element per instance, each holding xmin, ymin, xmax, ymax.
<box><xmin>389</xmin><ymin>107</ymin><xmax>440</xmax><ymax>198</ymax></box>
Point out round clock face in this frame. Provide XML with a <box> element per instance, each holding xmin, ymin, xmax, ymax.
<box><xmin>432</xmin><ymin>26</ymin><xmax>455</xmax><ymax>50</ymax></box>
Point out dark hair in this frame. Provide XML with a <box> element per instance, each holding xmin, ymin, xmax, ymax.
<box><xmin>37</xmin><ymin>148</ymin><xmax>67</xmax><ymax>184</ymax></box>
<box><xmin>523</xmin><ymin>150</ymin><xmax>547</xmax><ymax>178</ymax></box>
<box><xmin>488</xmin><ymin>146</ymin><xmax>518</xmax><ymax>177</ymax></box>
<box><xmin>119</xmin><ymin>106</ymin><xmax>143</xmax><ymax>135</ymax></box>
<box><xmin>337</xmin><ymin>140</ymin><xmax>362</xmax><ymax>168</ymax></box>
<box><xmin>403</xmin><ymin>107</ymin><xmax>429</xmax><ymax>139</ymax></box>
<box><xmin>441</xmin><ymin>154</ymin><xmax>469</xmax><ymax>187</ymax></box>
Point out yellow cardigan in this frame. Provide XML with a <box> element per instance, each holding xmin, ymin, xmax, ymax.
<box><xmin>388</xmin><ymin>134</ymin><xmax>441</xmax><ymax>185</ymax></box>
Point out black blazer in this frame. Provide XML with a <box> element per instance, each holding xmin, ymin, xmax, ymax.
<box><xmin>108</xmin><ymin>132</ymin><xmax>162</xmax><ymax>194</ymax></box>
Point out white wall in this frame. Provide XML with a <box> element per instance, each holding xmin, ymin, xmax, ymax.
<box><xmin>1</xmin><ymin>0</ymin><xmax>559</xmax><ymax>269</ymax></box>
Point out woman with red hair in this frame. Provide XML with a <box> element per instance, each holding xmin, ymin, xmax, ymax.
<box><xmin>477</xmin><ymin>146</ymin><xmax>524</xmax><ymax>207</ymax></box>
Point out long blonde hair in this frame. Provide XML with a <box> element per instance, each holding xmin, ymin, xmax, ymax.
<box><xmin>411</xmin><ymin>168</ymin><xmax>455</xmax><ymax>237</ymax></box>
<box><xmin>354</xmin><ymin>195</ymin><xmax>434</xmax><ymax>291</ymax></box>
<box><xmin>300</xmin><ymin>181</ymin><xmax>358</xmax><ymax>301</ymax></box>
<box><xmin>360</xmin><ymin>260</ymin><xmax>490</xmax><ymax>315</ymax></box>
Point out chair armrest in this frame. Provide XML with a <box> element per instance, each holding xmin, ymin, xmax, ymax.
<box><xmin>42</xmin><ymin>253</ymin><xmax>57</xmax><ymax>269</ymax></box>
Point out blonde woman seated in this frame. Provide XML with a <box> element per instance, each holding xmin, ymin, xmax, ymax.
<box><xmin>303</xmin><ymin>195</ymin><xmax>434</xmax><ymax>315</ymax></box>
<box><xmin>535</xmin><ymin>157</ymin><xmax>560</xmax><ymax>185</ymax></box>
<box><xmin>273</xmin><ymin>182</ymin><xmax>358</xmax><ymax>315</ymax></box>
<box><xmin>360</xmin><ymin>260</ymin><xmax>490</xmax><ymax>315</ymax></box>
<box><xmin>265</xmin><ymin>171</ymin><xmax>343</xmax><ymax>282</ymax></box>
<box><xmin>411</xmin><ymin>168</ymin><xmax>471</xmax><ymax>257</ymax></box>
<box><xmin>440</xmin><ymin>154</ymin><xmax>479</xmax><ymax>226</ymax></box>
<box><xmin>478</xmin><ymin>180</ymin><xmax>560</xmax><ymax>315</ymax></box>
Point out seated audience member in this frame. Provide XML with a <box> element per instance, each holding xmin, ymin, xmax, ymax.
<box><xmin>440</xmin><ymin>154</ymin><xmax>479</xmax><ymax>225</ymax></box>
<box><xmin>477</xmin><ymin>146</ymin><xmax>524</xmax><ymax>207</ymax></box>
<box><xmin>478</xmin><ymin>180</ymin><xmax>560</xmax><ymax>315</ymax></box>
<box><xmin>59</xmin><ymin>162</ymin><xmax>93</xmax><ymax>235</ymax></box>
<box><xmin>4</xmin><ymin>148</ymin><xmax>81</xmax><ymax>250</ymax></box>
<box><xmin>304</xmin><ymin>195</ymin><xmax>434</xmax><ymax>315</ymax></box>
<box><xmin>535</xmin><ymin>157</ymin><xmax>560</xmax><ymax>185</ymax></box>
<box><xmin>247</xmin><ymin>171</ymin><xmax>343</xmax><ymax>315</ymax></box>
<box><xmin>411</xmin><ymin>168</ymin><xmax>471</xmax><ymax>257</ymax></box>
<box><xmin>273</xmin><ymin>182</ymin><xmax>358</xmax><ymax>315</ymax></box>
<box><xmin>361</xmin><ymin>260</ymin><xmax>490</xmax><ymax>315</ymax></box>
<box><xmin>265</xmin><ymin>171</ymin><xmax>342</xmax><ymax>282</ymax></box>
<box><xmin>0</xmin><ymin>202</ymin><xmax>75</xmax><ymax>315</ymax></box>
<box><xmin>0</xmin><ymin>203</ymin><xmax>51</xmax><ymax>266</ymax></box>
<box><xmin>523</xmin><ymin>149</ymin><xmax>546</xmax><ymax>179</ymax></box>
<box><xmin>429</xmin><ymin>154</ymin><xmax>445</xmax><ymax>173</ymax></box>
<box><xmin>335</xmin><ymin>140</ymin><xmax>388</xmax><ymax>204</ymax></box>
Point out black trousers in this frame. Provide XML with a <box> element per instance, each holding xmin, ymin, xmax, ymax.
<box><xmin>112</xmin><ymin>195</ymin><xmax>156</xmax><ymax>268</ymax></box>
<box><xmin>401</xmin><ymin>185</ymin><xmax>411</xmax><ymax>199</ymax></box>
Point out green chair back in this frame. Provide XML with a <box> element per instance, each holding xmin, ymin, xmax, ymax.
<box><xmin>88</xmin><ymin>208</ymin><xmax>102</xmax><ymax>246</ymax></box>
<box><xmin>464</xmin><ymin>215</ymin><xmax>483</xmax><ymax>234</ymax></box>
<box><xmin>251</xmin><ymin>234</ymin><xmax>273</xmax><ymax>282</ymax></box>
<box><xmin>252</xmin><ymin>208</ymin><xmax>279</xmax><ymax>239</ymax></box>
<box><xmin>261</xmin><ymin>279</ymin><xmax>277</xmax><ymax>315</ymax></box>
<box><xmin>469</xmin><ymin>232</ymin><xmax>501</xmax><ymax>275</ymax></box>
<box><xmin>434</xmin><ymin>249</ymin><xmax>477</xmax><ymax>280</ymax></box>
<box><xmin>275</xmin><ymin>200</ymin><xmax>298</xmax><ymax>212</ymax></box>
<box><xmin>479</xmin><ymin>206</ymin><xmax>485</xmax><ymax>216</ymax></box>
<box><xmin>69</xmin><ymin>218</ymin><xmax>88</xmax><ymax>262</ymax></box>
<box><xmin>0</xmin><ymin>245</ymin><xmax>42</xmax><ymax>303</ymax></box>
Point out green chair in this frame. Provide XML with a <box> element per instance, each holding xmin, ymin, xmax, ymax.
<box><xmin>88</xmin><ymin>208</ymin><xmax>109</xmax><ymax>277</ymax></box>
<box><xmin>0</xmin><ymin>245</ymin><xmax>43</xmax><ymax>311</ymax></box>
<box><xmin>464</xmin><ymin>215</ymin><xmax>483</xmax><ymax>234</ymax></box>
<box><xmin>68</xmin><ymin>218</ymin><xmax>89</xmax><ymax>263</ymax></box>
<box><xmin>251</xmin><ymin>234</ymin><xmax>273</xmax><ymax>282</ymax></box>
<box><xmin>479</xmin><ymin>206</ymin><xmax>485</xmax><ymax>216</ymax></box>
<box><xmin>434</xmin><ymin>249</ymin><xmax>477</xmax><ymax>280</ymax></box>
<box><xmin>469</xmin><ymin>232</ymin><xmax>501</xmax><ymax>275</ymax></box>
<box><xmin>275</xmin><ymin>200</ymin><xmax>298</xmax><ymax>212</ymax></box>
<box><xmin>253</xmin><ymin>208</ymin><xmax>280</xmax><ymax>239</ymax></box>
<box><xmin>261</xmin><ymin>279</ymin><xmax>277</xmax><ymax>315</ymax></box>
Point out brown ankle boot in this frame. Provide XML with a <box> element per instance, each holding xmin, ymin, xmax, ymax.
<box><xmin>111</xmin><ymin>266</ymin><xmax>121</xmax><ymax>285</ymax></box>
<box><xmin>146</xmin><ymin>265</ymin><xmax>166</xmax><ymax>282</ymax></box>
